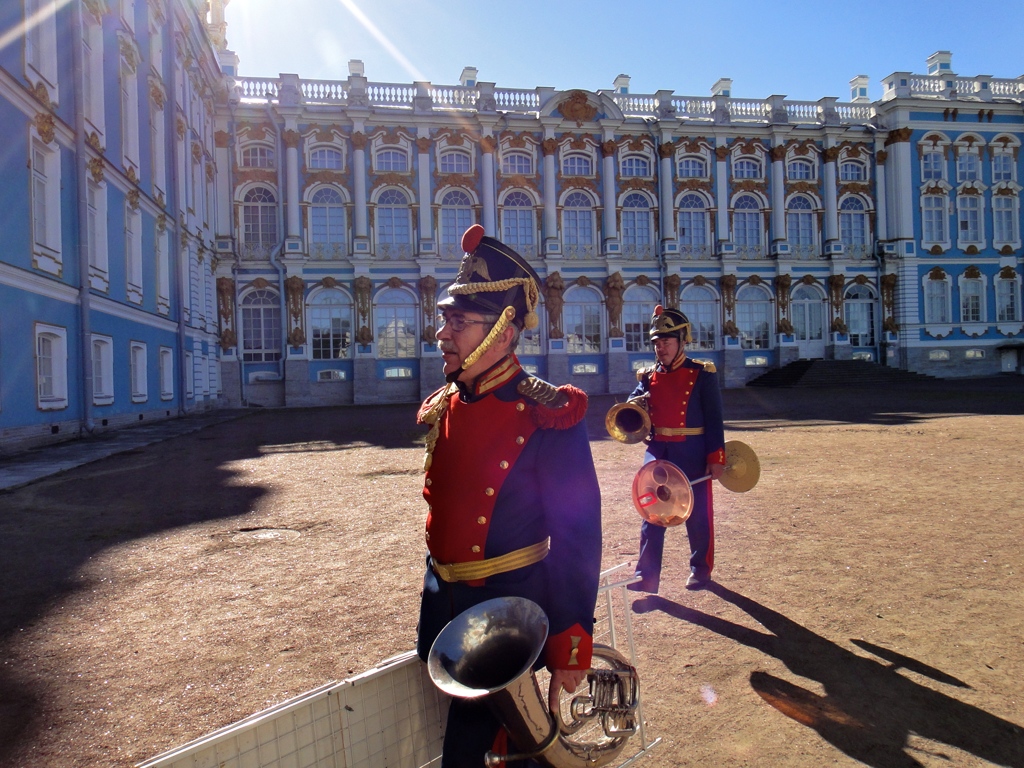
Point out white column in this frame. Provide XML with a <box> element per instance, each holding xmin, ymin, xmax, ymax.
<box><xmin>353</xmin><ymin>136</ymin><xmax>368</xmax><ymax>239</ymax></box>
<box><xmin>417</xmin><ymin>139</ymin><xmax>432</xmax><ymax>241</ymax></box>
<box><xmin>543</xmin><ymin>143</ymin><xmax>557</xmax><ymax>241</ymax></box>
<box><xmin>715</xmin><ymin>142</ymin><xmax>729</xmax><ymax>243</ymax></box>
<box><xmin>771</xmin><ymin>146</ymin><xmax>785</xmax><ymax>241</ymax></box>
<box><xmin>481</xmin><ymin>144</ymin><xmax>496</xmax><ymax>236</ymax></box>
<box><xmin>874</xmin><ymin>150</ymin><xmax>888</xmax><ymax>242</ymax></box>
<box><xmin>285</xmin><ymin>140</ymin><xmax>300</xmax><ymax>238</ymax></box>
<box><xmin>888</xmin><ymin>136</ymin><xmax>915</xmax><ymax>244</ymax></box>
<box><xmin>602</xmin><ymin>150</ymin><xmax>617</xmax><ymax>242</ymax></box>
<box><xmin>823</xmin><ymin>142</ymin><xmax>839</xmax><ymax>246</ymax></box>
<box><xmin>659</xmin><ymin>152</ymin><xmax>674</xmax><ymax>240</ymax></box>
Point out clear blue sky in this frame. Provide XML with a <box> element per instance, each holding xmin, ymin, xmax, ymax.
<box><xmin>225</xmin><ymin>0</ymin><xmax>1024</xmax><ymax>102</ymax></box>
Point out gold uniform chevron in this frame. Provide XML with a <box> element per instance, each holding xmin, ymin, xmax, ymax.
<box><xmin>517</xmin><ymin>376</ymin><xmax>569</xmax><ymax>408</ymax></box>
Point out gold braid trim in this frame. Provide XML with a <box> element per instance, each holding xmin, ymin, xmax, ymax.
<box><xmin>450</xmin><ymin>278</ymin><xmax>540</xmax><ymax>329</ymax></box>
<box><xmin>420</xmin><ymin>383</ymin><xmax>454</xmax><ymax>471</ymax></box>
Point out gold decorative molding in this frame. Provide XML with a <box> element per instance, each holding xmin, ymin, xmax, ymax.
<box><xmin>29</xmin><ymin>81</ymin><xmax>52</xmax><ymax>110</ymax></box>
<box><xmin>557</xmin><ymin>91</ymin><xmax>598</xmax><ymax>127</ymax></box>
<box><xmin>480</xmin><ymin>136</ymin><xmax>497</xmax><ymax>155</ymax></box>
<box><xmin>786</xmin><ymin>181</ymin><xmax>820</xmax><ymax>197</ymax></box>
<box><xmin>999</xmin><ymin>265</ymin><xmax>1018</xmax><ymax>279</ymax></box>
<box><xmin>929</xmin><ymin>245</ymin><xmax>945</xmax><ymax>255</ymax></box>
<box><xmin>86</xmin><ymin>131</ymin><xmax>104</xmax><ymax>153</ymax></box>
<box><xmin>823</xmin><ymin>147</ymin><xmax>841</xmax><ymax>163</ymax></box>
<box><xmin>87</xmin><ymin>157</ymin><xmax>104</xmax><ymax>183</ymax></box>
<box><xmin>720</xmin><ymin>274</ymin><xmax>737</xmax><ymax>316</ymax></box>
<box><xmin>233</xmin><ymin>168</ymin><xmax>276</xmax><ymax>186</ymax></box>
<box><xmin>837</xmin><ymin>182</ymin><xmax>871</xmax><ymax>197</ymax></box>
<box><xmin>964</xmin><ymin>245</ymin><xmax>980</xmax><ymax>255</ymax></box>
<box><xmin>302</xmin><ymin>169</ymin><xmax>346</xmax><ymax>191</ymax></box>
<box><xmin>248</xmin><ymin>277</ymin><xmax>272</xmax><ymax>290</ymax></box>
<box><xmin>150</xmin><ymin>81</ymin><xmax>165</xmax><ymax>110</ymax></box>
<box><xmin>176</xmin><ymin>117</ymin><xmax>186</xmax><ymax>139</ymax></box>
<box><xmin>351</xmin><ymin>131</ymin><xmax>368</xmax><ymax>151</ymax></box>
<box><xmin>964</xmin><ymin>265</ymin><xmax>981</xmax><ymax>279</ymax></box>
<box><xmin>876</xmin><ymin>150</ymin><xmax>888</xmax><ymax>164</ymax></box>
<box><xmin>600</xmin><ymin>140</ymin><xmax>617</xmax><ymax>158</ymax></box>
<box><xmin>770</xmin><ymin>145</ymin><xmax>786</xmax><ymax>162</ymax></box>
<box><xmin>415</xmin><ymin>137</ymin><xmax>432</xmax><ymax>153</ymax></box>
<box><xmin>418</xmin><ymin>274</ymin><xmax>438</xmax><ymax>342</ymax></box>
<box><xmin>715</xmin><ymin>146</ymin><xmax>729</xmax><ymax>161</ymax></box>
<box><xmin>884</xmin><ymin>127</ymin><xmax>914</xmax><ymax>146</ymax></box>
<box><xmin>542</xmin><ymin>138</ymin><xmax>558</xmax><ymax>156</ymax></box>
<box><xmin>192</xmin><ymin>142</ymin><xmax>203</xmax><ymax>164</ymax></box>
<box><xmin>544</xmin><ymin>272</ymin><xmax>565</xmax><ymax>339</ymax></box>
<box><xmin>126</xmin><ymin>165</ymin><xmax>138</xmax><ymax>185</ymax></box>
<box><xmin>282</xmin><ymin>129</ymin><xmax>301</xmax><ymax>149</ymax></box>
<box><xmin>663</xmin><ymin>274</ymin><xmax>681</xmax><ymax>309</ymax></box>
<box><xmin>33</xmin><ymin>112</ymin><xmax>55</xmax><ymax>144</ymax></box>
<box><xmin>733</xmin><ymin>179</ymin><xmax>768</xmax><ymax>194</ymax></box>
<box><xmin>126</xmin><ymin>188</ymin><xmax>140</xmax><ymax>210</ymax></box>
<box><xmin>560</xmin><ymin>177</ymin><xmax>600</xmax><ymax>195</ymax></box>
<box><xmin>567</xmin><ymin>134</ymin><xmax>593</xmax><ymax>151</ymax></box>
<box><xmin>658</xmin><ymin>141</ymin><xmax>675</xmax><ymax>159</ymax></box>
<box><xmin>604</xmin><ymin>272</ymin><xmax>625</xmax><ymax>337</ymax></box>
<box><xmin>928</xmin><ymin>267</ymin><xmax>947</xmax><ymax>280</ymax></box>
<box><xmin>238</xmin><ymin>121</ymin><xmax>274</xmax><ymax>141</ymax></box>
<box><xmin>497</xmin><ymin>175</ymin><xmax>541</xmax><ymax>196</ymax></box>
<box><xmin>619</xmin><ymin>178</ymin><xmax>656</xmax><ymax>194</ymax></box>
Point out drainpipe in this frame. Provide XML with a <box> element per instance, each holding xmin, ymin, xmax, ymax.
<box><xmin>169</xmin><ymin>27</ymin><xmax>188</xmax><ymax>416</ymax></box>
<box><xmin>71</xmin><ymin>0</ymin><xmax>94</xmax><ymax>435</ymax></box>
<box><xmin>266</xmin><ymin>103</ymin><xmax>287</xmax><ymax>382</ymax></box>
<box><xmin>227</xmin><ymin>104</ymin><xmax>246</xmax><ymax>406</ymax></box>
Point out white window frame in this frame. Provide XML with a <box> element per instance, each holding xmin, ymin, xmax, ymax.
<box><xmin>374</xmin><ymin>187</ymin><xmax>412</xmax><ymax>258</ymax></box>
<box><xmin>184</xmin><ymin>350</ymin><xmax>194</xmax><ymax>398</ymax></box>
<box><xmin>839</xmin><ymin>161</ymin><xmax>867</xmax><ymax>182</ymax></box>
<box><xmin>921</xmin><ymin>151</ymin><xmax>945</xmax><ymax>181</ymax></box>
<box><xmin>958</xmin><ymin>273</ymin><xmax>988</xmax><ymax>333</ymax></box>
<box><xmin>35</xmin><ymin>323</ymin><xmax>68</xmax><ymax>410</ymax></box>
<box><xmin>619</xmin><ymin>193</ymin><xmax>652</xmax><ymax>254</ymax></box>
<box><xmin>622</xmin><ymin>284</ymin><xmax>658</xmax><ymax>353</ymax></box>
<box><xmin>787</xmin><ymin>160</ymin><xmax>814</xmax><ymax>181</ymax></box>
<box><xmin>678</xmin><ymin>156</ymin><xmax>708</xmax><ymax>179</ymax></box>
<box><xmin>733</xmin><ymin>158</ymin><xmax>762</xmax><ymax>180</ymax></box>
<box><xmin>955</xmin><ymin>194</ymin><xmax>985</xmax><ymax>249</ymax></box>
<box><xmin>240</xmin><ymin>288</ymin><xmax>283</xmax><ymax>362</ymax></box>
<box><xmin>921</xmin><ymin>194</ymin><xmax>951</xmax><ymax>252</ymax></box>
<box><xmin>159</xmin><ymin>346</ymin><xmax>173</xmax><ymax>400</ymax></box>
<box><xmin>439</xmin><ymin>189</ymin><xmax>475</xmax><ymax>255</ymax></box>
<box><xmin>86</xmin><ymin>180</ymin><xmax>109</xmax><ymax>291</ymax></box>
<box><xmin>785</xmin><ymin>195</ymin><xmax>817</xmax><ymax>256</ymax></box>
<box><xmin>375</xmin><ymin>148</ymin><xmax>409</xmax><ymax>173</ymax></box>
<box><xmin>156</xmin><ymin>226</ymin><xmax>170</xmax><ymax>314</ymax></box>
<box><xmin>439</xmin><ymin>149</ymin><xmax>472</xmax><ymax>175</ymax></box>
<box><xmin>620</xmin><ymin>155</ymin><xmax>651</xmax><ymax>178</ymax></box>
<box><xmin>563</xmin><ymin>286</ymin><xmax>604</xmax><ymax>355</ymax></box>
<box><xmin>992</xmin><ymin>194</ymin><xmax>1020</xmax><ymax>248</ymax></box>
<box><xmin>91</xmin><ymin>334</ymin><xmax>114</xmax><ymax>405</ymax></box>
<box><xmin>309</xmin><ymin>146</ymin><xmax>344</xmax><ymax>170</ymax></box>
<box><xmin>308</xmin><ymin>287</ymin><xmax>354</xmax><ymax>360</ymax></box>
<box><xmin>374</xmin><ymin>287</ymin><xmax>418</xmax><ymax>359</ymax></box>
<box><xmin>241</xmin><ymin>185</ymin><xmax>279</xmax><ymax>258</ymax></box>
<box><xmin>501</xmin><ymin>151</ymin><xmax>533</xmax><ymax>176</ymax></box>
<box><xmin>680</xmin><ymin>283</ymin><xmax>718</xmax><ymax>351</ymax></box>
<box><xmin>735</xmin><ymin>284</ymin><xmax>773</xmax><ymax>350</ymax></box>
<box><xmin>560</xmin><ymin>191</ymin><xmax>596</xmax><ymax>256</ymax></box>
<box><xmin>83</xmin><ymin>12</ymin><xmax>104</xmax><ymax>137</ymax></box>
<box><xmin>125</xmin><ymin>202</ymin><xmax>143</xmax><ymax>303</ymax></box>
<box><xmin>500</xmin><ymin>190</ymin><xmax>537</xmax><ymax>255</ymax></box>
<box><xmin>923</xmin><ymin>272</ymin><xmax>953</xmax><ymax>334</ymax></box>
<box><xmin>732</xmin><ymin>194</ymin><xmax>764</xmax><ymax>256</ymax></box>
<box><xmin>844</xmin><ymin>285</ymin><xmax>876</xmax><ymax>347</ymax></box>
<box><xmin>956</xmin><ymin>152</ymin><xmax>981</xmax><ymax>183</ymax></box>
<box><xmin>240</xmin><ymin>143</ymin><xmax>275</xmax><ymax>169</ymax></box>
<box><xmin>25</xmin><ymin>0</ymin><xmax>59</xmax><ymax>95</ymax></box>
<box><xmin>129</xmin><ymin>341</ymin><xmax>148</xmax><ymax>403</ymax></box>
<box><xmin>30</xmin><ymin>133</ymin><xmax>63</xmax><ymax>275</ymax></box>
<box><xmin>996</xmin><ymin>273</ymin><xmax>1022</xmax><ymax>326</ymax></box>
<box><xmin>119</xmin><ymin>47</ymin><xmax>140</xmax><ymax>173</ymax></box>
<box><xmin>561</xmin><ymin>153</ymin><xmax>594</xmax><ymax>177</ymax></box>
<box><xmin>308</xmin><ymin>185</ymin><xmax>347</xmax><ymax>258</ymax></box>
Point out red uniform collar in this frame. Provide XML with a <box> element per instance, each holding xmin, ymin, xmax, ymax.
<box><xmin>455</xmin><ymin>355</ymin><xmax>522</xmax><ymax>401</ymax></box>
<box><xmin>656</xmin><ymin>351</ymin><xmax>688</xmax><ymax>373</ymax></box>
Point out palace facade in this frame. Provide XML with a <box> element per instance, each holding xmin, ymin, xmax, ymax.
<box><xmin>2</xmin><ymin>0</ymin><xmax>1023</xmax><ymax>451</ymax></box>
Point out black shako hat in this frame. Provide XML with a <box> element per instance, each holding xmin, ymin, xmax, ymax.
<box><xmin>437</xmin><ymin>225</ymin><xmax>541</xmax><ymax>331</ymax></box>
<box><xmin>649</xmin><ymin>305</ymin><xmax>692</xmax><ymax>343</ymax></box>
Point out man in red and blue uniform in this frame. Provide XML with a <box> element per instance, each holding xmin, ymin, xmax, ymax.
<box><xmin>627</xmin><ymin>306</ymin><xmax>725</xmax><ymax>594</ymax></box>
<box><xmin>416</xmin><ymin>225</ymin><xmax>602</xmax><ymax>767</ymax></box>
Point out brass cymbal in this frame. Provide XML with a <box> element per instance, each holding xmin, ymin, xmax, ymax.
<box><xmin>719</xmin><ymin>440</ymin><xmax>760</xmax><ymax>493</ymax></box>
<box><xmin>631</xmin><ymin>459</ymin><xmax>693</xmax><ymax>527</ymax></box>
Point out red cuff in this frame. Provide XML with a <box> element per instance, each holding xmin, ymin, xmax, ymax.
<box><xmin>545</xmin><ymin>623</ymin><xmax>593</xmax><ymax>670</ymax></box>
<box><xmin>707</xmin><ymin>448</ymin><xmax>726</xmax><ymax>465</ymax></box>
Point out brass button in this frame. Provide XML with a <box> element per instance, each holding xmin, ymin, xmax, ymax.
<box><xmin>485</xmin><ymin>487</ymin><xmax>494</xmax><ymax>496</ymax></box>
<box><xmin>472</xmin><ymin>545</ymin><xmax>481</xmax><ymax>553</ymax></box>
<box><xmin>425</xmin><ymin>478</ymin><xmax>432</xmax><ymax>486</ymax></box>
<box><xmin>516</xmin><ymin>402</ymin><xmax>525</xmax><ymax>411</ymax></box>
<box><xmin>477</xmin><ymin>516</ymin><xmax>487</xmax><ymax>525</ymax></box>
<box><xmin>499</xmin><ymin>460</ymin><xmax>509</xmax><ymax>469</ymax></box>
<box><xmin>516</xmin><ymin>436</ymin><xmax>525</xmax><ymax>445</ymax></box>
<box><xmin>425</xmin><ymin>531</ymin><xmax>430</xmax><ymax>540</ymax></box>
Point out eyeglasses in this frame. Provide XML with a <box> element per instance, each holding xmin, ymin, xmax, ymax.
<box><xmin>436</xmin><ymin>313</ymin><xmax>498</xmax><ymax>333</ymax></box>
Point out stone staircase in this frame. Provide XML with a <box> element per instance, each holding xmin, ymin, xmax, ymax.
<box><xmin>746</xmin><ymin>359</ymin><xmax>939</xmax><ymax>388</ymax></box>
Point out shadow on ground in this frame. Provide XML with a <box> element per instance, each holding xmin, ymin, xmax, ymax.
<box><xmin>634</xmin><ymin>584</ymin><xmax>1024</xmax><ymax>767</ymax></box>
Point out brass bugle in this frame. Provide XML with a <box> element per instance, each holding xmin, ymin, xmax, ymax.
<box><xmin>605</xmin><ymin>397</ymin><xmax>651</xmax><ymax>444</ymax></box>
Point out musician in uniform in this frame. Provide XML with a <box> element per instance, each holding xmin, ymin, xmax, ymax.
<box><xmin>416</xmin><ymin>225</ymin><xmax>602</xmax><ymax>767</ymax></box>
<box><xmin>627</xmin><ymin>306</ymin><xmax>726</xmax><ymax>594</ymax></box>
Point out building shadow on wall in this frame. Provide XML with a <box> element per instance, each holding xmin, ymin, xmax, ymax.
<box><xmin>634</xmin><ymin>584</ymin><xmax>1024</xmax><ymax>767</ymax></box>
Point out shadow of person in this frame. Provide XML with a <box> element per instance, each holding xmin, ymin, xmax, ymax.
<box><xmin>633</xmin><ymin>585</ymin><xmax>1024</xmax><ymax>767</ymax></box>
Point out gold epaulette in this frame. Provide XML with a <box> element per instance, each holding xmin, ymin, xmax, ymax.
<box><xmin>635</xmin><ymin>365</ymin><xmax>655</xmax><ymax>382</ymax></box>
<box><xmin>517</xmin><ymin>376</ymin><xmax>569</xmax><ymax>409</ymax></box>
<box><xmin>693</xmin><ymin>358</ymin><xmax>717</xmax><ymax>373</ymax></box>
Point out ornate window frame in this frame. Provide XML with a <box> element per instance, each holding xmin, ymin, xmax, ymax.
<box><xmin>787</xmin><ymin>159</ymin><xmax>815</xmax><ymax>181</ymax></box>
<box><xmin>618</xmin><ymin>191</ymin><xmax>654</xmax><ymax>257</ymax></box>
<box><xmin>735</xmin><ymin>283</ymin><xmax>773</xmax><ymax>350</ymax></box>
<box><xmin>730</xmin><ymin>192</ymin><xmax>767</xmax><ymax>256</ymax></box>
<box><xmin>373</xmin><ymin>285</ymin><xmax>419</xmax><ymax>359</ymax></box>
<box><xmin>917</xmin><ymin>132</ymin><xmax>951</xmax><ymax>183</ymax></box>
<box><xmin>35</xmin><ymin>322</ymin><xmax>68</xmax><ymax>410</ymax></box>
<box><xmin>562</xmin><ymin>284</ymin><xmax>605</xmax><ymax>355</ymax></box>
<box><xmin>784</xmin><ymin>193</ymin><xmax>820</xmax><ymax>258</ymax></box>
<box><xmin>25</xmin><ymin>0</ymin><xmax>59</xmax><ymax>100</ymax></box>
<box><xmin>304</xmin><ymin>184</ymin><xmax>349</xmax><ymax>259</ymax></box>
<box><xmin>954</xmin><ymin>188</ymin><xmax>986</xmax><ymax>252</ymax></box>
<box><xmin>844</xmin><ymin>283</ymin><xmax>878</xmax><ymax>347</ymax></box>
<box><xmin>920</xmin><ymin>184</ymin><xmax>952</xmax><ymax>254</ymax></box>
<box><xmin>129</xmin><ymin>340</ymin><xmax>148</xmax><ymax>403</ymax></box>
<box><xmin>922</xmin><ymin>267</ymin><xmax>953</xmax><ymax>336</ymax></box>
<box><xmin>437</xmin><ymin>187</ymin><xmax>477</xmax><ymax>257</ymax></box>
<box><xmin>622</xmin><ymin>282</ymin><xmax>659</xmax><ymax>353</ymax></box>
<box><xmin>558</xmin><ymin>135</ymin><xmax>598</xmax><ymax>179</ymax></box>
<box><xmin>307</xmin><ymin>285</ymin><xmax>355</xmax><ymax>361</ymax></box>
<box><xmin>957</xmin><ymin>267</ymin><xmax>988</xmax><ymax>335</ymax></box>
<box><xmin>995</xmin><ymin>267</ymin><xmax>1022</xmax><ymax>332</ymax></box>
<box><xmin>499</xmin><ymin>133</ymin><xmax>539</xmax><ymax>177</ymax></box>
<box><xmin>676</xmin><ymin>190</ymin><xmax>713</xmax><ymax>258</ymax></box>
<box><xmin>238</xmin><ymin>183</ymin><xmax>280</xmax><ymax>259</ymax></box>
<box><xmin>91</xmin><ymin>333</ymin><xmax>115</xmax><ymax>406</ymax></box>
<box><xmin>29</xmin><ymin>125</ymin><xmax>63</xmax><ymax>276</ymax></box>
<box><xmin>125</xmin><ymin>199</ymin><xmax>143</xmax><ymax>304</ymax></box>
<box><xmin>499</xmin><ymin>188</ymin><xmax>539</xmax><ymax>258</ymax></box>
<box><xmin>559</xmin><ymin>189</ymin><xmax>598</xmax><ymax>257</ymax></box>
<box><xmin>372</xmin><ymin>186</ymin><xmax>414</xmax><ymax>258</ymax></box>
<box><xmin>674</xmin><ymin>138</ymin><xmax>714</xmax><ymax>180</ymax></box>
<box><xmin>159</xmin><ymin>346</ymin><xmax>174</xmax><ymax>400</ymax></box>
<box><xmin>239</xmin><ymin>286</ymin><xmax>283</xmax><ymax>362</ymax></box>
<box><xmin>680</xmin><ymin>281</ymin><xmax>719</xmax><ymax>352</ymax></box>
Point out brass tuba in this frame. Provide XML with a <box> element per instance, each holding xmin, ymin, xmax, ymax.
<box><xmin>428</xmin><ymin>597</ymin><xmax>640</xmax><ymax>768</ymax></box>
<box><xmin>605</xmin><ymin>394</ymin><xmax>651</xmax><ymax>445</ymax></box>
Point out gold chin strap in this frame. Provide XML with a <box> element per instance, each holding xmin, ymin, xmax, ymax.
<box><xmin>462</xmin><ymin>306</ymin><xmax>516</xmax><ymax>370</ymax></box>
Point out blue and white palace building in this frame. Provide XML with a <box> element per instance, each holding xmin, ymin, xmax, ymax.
<box><xmin>2</xmin><ymin>0</ymin><xmax>1023</xmax><ymax>451</ymax></box>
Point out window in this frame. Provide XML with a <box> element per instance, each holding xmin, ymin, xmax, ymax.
<box><xmin>957</xmin><ymin>153</ymin><xmax>980</xmax><ymax>182</ymax></box>
<box><xmin>242</xmin><ymin>186</ymin><xmax>278</xmax><ymax>256</ymax></box>
<box><xmin>678</xmin><ymin>194</ymin><xmax>708</xmax><ymax>250</ymax></box>
<box><xmin>562</xmin><ymin>192</ymin><xmax>594</xmax><ymax>249</ymax></box>
<box><xmin>623</xmin><ymin>285</ymin><xmax>658</xmax><ymax>352</ymax></box>
<box><xmin>621</xmin><ymin>156</ymin><xmax>650</xmax><ymax>177</ymax></box>
<box><xmin>159</xmin><ymin>347</ymin><xmax>173</xmax><ymax>400</ymax></box>
<box><xmin>384</xmin><ymin>366</ymin><xmax>413</xmax><ymax>378</ymax></box>
<box><xmin>786</xmin><ymin>196</ymin><xmax>815</xmax><ymax>249</ymax></box>
<box><xmin>92</xmin><ymin>335</ymin><xmax>114</xmax><ymax>405</ymax></box>
<box><xmin>376</xmin><ymin>289</ymin><xmax>417</xmax><ymax>358</ymax></box>
<box><xmin>241</xmin><ymin>289</ymin><xmax>282</xmax><ymax>361</ymax></box>
<box><xmin>957</xmin><ymin>196</ymin><xmax>981</xmax><ymax>243</ymax></box>
<box><xmin>839</xmin><ymin>161</ymin><xmax>866</xmax><ymax>182</ymax></box>
<box><xmin>928</xmin><ymin>349</ymin><xmax>950</xmax><ymax>361</ymax></box>
<box><xmin>502</xmin><ymin>152</ymin><xmax>533</xmax><ymax>175</ymax></box>
<box><xmin>734</xmin><ymin>158</ymin><xmax>761</xmax><ymax>179</ymax></box>
<box><xmin>318</xmin><ymin>369</ymin><xmax>347</xmax><ymax>381</ymax></box>
<box><xmin>440</xmin><ymin>190</ymin><xmax>474</xmax><ymax>252</ymax></box>
<box><xmin>31</xmin><ymin>140</ymin><xmax>62</xmax><ymax>270</ymax></box>
<box><xmin>960</xmin><ymin>278</ymin><xmax>983</xmax><ymax>323</ymax></box>
<box><xmin>620</xmin><ymin>194</ymin><xmax>651</xmax><ymax>250</ymax></box>
<box><xmin>788</xmin><ymin>160</ymin><xmax>813</xmax><ymax>180</ymax></box>
<box><xmin>241</xmin><ymin>145</ymin><xmax>275</xmax><ymax>168</ymax></box>
<box><xmin>309</xmin><ymin>147</ymin><xmax>342</xmax><ymax>170</ymax></box>
<box><xmin>996</xmin><ymin>277</ymin><xmax>1020</xmax><ymax>322</ymax></box>
<box><xmin>733</xmin><ymin>195</ymin><xmax>762</xmax><ymax>248</ymax></box>
<box><xmin>310</xmin><ymin>187</ymin><xmax>346</xmax><ymax>252</ymax></box>
<box><xmin>120</xmin><ymin>57</ymin><xmax>139</xmax><ymax>168</ymax></box>
<box><xmin>922</xmin><ymin>152</ymin><xmax>944</xmax><ymax>180</ymax></box>
<box><xmin>922</xmin><ymin>196</ymin><xmax>947</xmax><ymax>243</ymax></box>
<box><xmin>376</xmin><ymin>149</ymin><xmax>408</xmax><ymax>172</ymax></box>
<box><xmin>736</xmin><ymin>285</ymin><xmax>771</xmax><ymax>349</ymax></box>
<box><xmin>156</xmin><ymin>229</ymin><xmax>170</xmax><ymax>314</ymax></box>
<box><xmin>439</xmin><ymin>150</ymin><xmax>471</xmax><ymax>174</ymax></box>
<box><xmin>845</xmin><ymin>285</ymin><xmax>876</xmax><ymax>346</ymax></box>
<box><xmin>791</xmin><ymin>284</ymin><xmax>823</xmax><ymax>343</ymax></box>
<box><xmin>965</xmin><ymin>349</ymin><xmax>985</xmax><ymax>360</ymax></box>
<box><xmin>501</xmin><ymin>191</ymin><xmax>535</xmax><ymax>251</ymax></box>
<box><xmin>564</xmin><ymin>286</ymin><xmax>603</xmax><ymax>354</ymax></box>
<box><xmin>681</xmin><ymin>284</ymin><xmax>717</xmax><ymax>351</ymax></box>
<box><xmin>562</xmin><ymin>154</ymin><xmax>592</xmax><ymax>176</ymax></box>
<box><xmin>572</xmin><ymin>363</ymin><xmax>598</xmax><ymax>374</ymax></box>
<box><xmin>25</xmin><ymin>0</ymin><xmax>58</xmax><ymax>88</ymax></box>
<box><xmin>840</xmin><ymin>197</ymin><xmax>868</xmax><ymax>248</ymax></box>
<box><xmin>125</xmin><ymin>203</ymin><xmax>142</xmax><ymax>302</ymax></box>
<box><xmin>925</xmin><ymin>279</ymin><xmax>951</xmax><ymax>324</ymax></box>
<box><xmin>310</xmin><ymin>289</ymin><xmax>353</xmax><ymax>360</ymax></box>
<box><xmin>86</xmin><ymin>182</ymin><xmax>108</xmax><ymax>283</ymax></box>
<box><xmin>678</xmin><ymin>157</ymin><xmax>706</xmax><ymax>178</ymax></box>
<box><xmin>184</xmin><ymin>351</ymin><xmax>193</xmax><ymax>398</ymax></box>
<box><xmin>992</xmin><ymin>154</ymin><xmax>1014</xmax><ymax>182</ymax></box>
<box><xmin>376</xmin><ymin>189</ymin><xmax>411</xmax><ymax>246</ymax></box>
<box><xmin>129</xmin><ymin>342</ymin><xmax>148</xmax><ymax>403</ymax></box>
<box><xmin>36</xmin><ymin>324</ymin><xmax>68</xmax><ymax>409</ymax></box>
<box><xmin>83</xmin><ymin>15</ymin><xmax>104</xmax><ymax>134</ymax></box>
<box><xmin>993</xmin><ymin>196</ymin><xmax>1017</xmax><ymax>243</ymax></box>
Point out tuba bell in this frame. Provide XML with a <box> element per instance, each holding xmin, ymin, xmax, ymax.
<box><xmin>428</xmin><ymin>597</ymin><xmax>640</xmax><ymax>768</ymax></box>
<box><xmin>605</xmin><ymin>395</ymin><xmax>651</xmax><ymax>445</ymax></box>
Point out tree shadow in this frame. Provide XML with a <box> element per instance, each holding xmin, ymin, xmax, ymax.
<box><xmin>633</xmin><ymin>584</ymin><xmax>1024</xmax><ymax>767</ymax></box>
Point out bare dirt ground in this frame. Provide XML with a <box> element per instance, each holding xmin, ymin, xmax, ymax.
<box><xmin>1</xmin><ymin>381</ymin><xmax>1023</xmax><ymax>768</ymax></box>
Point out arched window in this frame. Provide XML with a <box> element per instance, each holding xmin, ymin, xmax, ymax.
<box><xmin>623</xmin><ymin>284</ymin><xmax>658</xmax><ymax>352</ymax></box>
<box><xmin>241</xmin><ymin>289</ymin><xmax>282</xmax><ymax>361</ymax></box>
<box><xmin>678</xmin><ymin>157</ymin><xmax>706</xmax><ymax>178</ymax></box>
<box><xmin>922</xmin><ymin>196</ymin><xmax>947</xmax><ymax>243</ymax></box>
<box><xmin>377</xmin><ymin>149</ymin><xmax>408</xmax><ymax>172</ymax></box>
<box><xmin>787</xmin><ymin>160</ymin><xmax>813</xmax><ymax>180</ymax></box>
<box><xmin>845</xmin><ymin>284</ymin><xmax>876</xmax><ymax>346</ymax></box>
<box><xmin>620</xmin><ymin>193</ymin><xmax>651</xmax><ymax>255</ymax></box>
<box><xmin>786</xmin><ymin>196</ymin><xmax>815</xmax><ymax>255</ymax></box>
<box><xmin>736</xmin><ymin>284</ymin><xmax>771</xmax><ymax>349</ymax></box>
<box><xmin>791</xmin><ymin>284</ymin><xmax>823</xmax><ymax>344</ymax></box>
<box><xmin>241</xmin><ymin>145</ymin><xmax>274</xmax><ymax>168</ymax></box>
<box><xmin>502</xmin><ymin>152</ymin><xmax>533</xmax><ymax>175</ymax></box>
<box><xmin>376</xmin><ymin>189</ymin><xmax>411</xmax><ymax>256</ymax></box>
<box><xmin>733</xmin><ymin>194</ymin><xmax>762</xmax><ymax>251</ymax></box>
<box><xmin>501</xmin><ymin>190</ymin><xmax>535</xmax><ymax>254</ymax></box>
<box><xmin>840</xmin><ymin>197</ymin><xmax>869</xmax><ymax>258</ymax></box>
<box><xmin>563</xmin><ymin>286</ymin><xmax>603</xmax><ymax>354</ymax></box>
<box><xmin>375</xmin><ymin>288</ymin><xmax>417</xmax><ymax>358</ymax></box>
<box><xmin>562</xmin><ymin>191</ymin><xmax>594</xmax><ymax>255</ymax></box>
<box><xmin>310</xmin><ymin>187</ymin><xmax>346</xmax><ymax>257</ymax></box>
<box><xmin>839</xmin><ymin>161</ymin><xmax>866</xmax><ymax>181</ymax></box>
<box><xmin>440</xmin><ymin>149</ymin><xmax>471</xmax><ymax>174</ymax></box>
<box><xmin>310</xmin><ymin>147</ymin><xmax>342</xmax><ymax>170</ymax></box>
<box><xmin>621</xmin><ymin>156</ymin><xmax>650</xmax><ymax>177</ymax></box>
<box><xmin>242</xmin><ymin>186</ymin><xmax>278</xmax><ymax>257</ymax></box>
<box><xmin>922</xmin><ymin>151</ymin><xmax>944</xmax><ymax>180</ymax></box>
<box><xmin>681</xmin><ymin>284</ymin><xmax>717</xmax><ymax>351</ymax></box>
<box><xmin>562</xmin><ymin>154</ymin><xmax>592</xmax><ymax>176</ymax></box>
<box><xmin>309</xmin><ymin>289</ymin><xmax>353</xmax><ymax>359</ymax></box>
<box><xmin>734</xmin><ymin>158</ymin><xmax>761</xmax><ymax>179</ymax></box>
<box><xmin>678</xmin><ymin>194</ymin><xmax>708</xmax><ymax>256</ymax></box>
<box><xmin>440</xmin><ymin>190</ymin><xmax>474</xmax><ymax>256</ymax></box>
